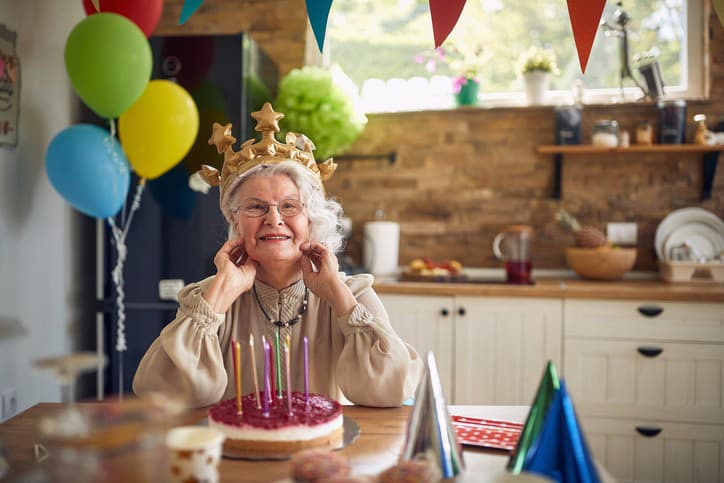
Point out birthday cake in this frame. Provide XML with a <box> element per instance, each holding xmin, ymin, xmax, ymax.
<box><xmin>207</xmin><ymin>392</ymin><xmax>344</xmax><ymax>454</ymax></box>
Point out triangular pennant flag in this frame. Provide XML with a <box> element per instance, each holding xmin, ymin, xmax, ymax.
<box><xmin>523</xmin><ymin>381</ymin><xmax>601</xmax><ymax>483</ymax></box>
<box><xmin>429</xmin><ymin>0</ymin><xmax>467</xmax><ymax>48</ymax></box>
<box><xmin>400</xmin><ymin>351</ymin><xmax>464</xmax><ymax>479</ymax></box>
<box><xmin>306</xmin><ymin>0</ymin><xmax>334</xmax><ymax>53</ymax></box>
<box><xmin>566</xmin><ymin>0</ymin><xmax>606</xmax><ymax>73</ymax></box>
<box><xmin>179</xmin><ymin>0</ymin><xmax>204</xmax><ymax>25</ymax></box>
<box><xmin>90</xmin><ymin>0</ymin><xmax>100</xmax><ymax>12</ymax></box>
<box><xmin>714</xmin><ymin>0</ymin><xmax>724</xmax><ymax>29</ymax></box>
<box><xmin>508</xmin><ymin>360</ymin><xmax>560</xmax><ymax>473</ymax></box>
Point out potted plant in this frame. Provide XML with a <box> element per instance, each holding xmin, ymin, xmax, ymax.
<box><xmin>415</xmin><ymin>36</ymin><xmax>487</xmax><ymax>107</ymax></box>
<box><xmin>517</xmin><ymin>46</ymin><xmax>559</xmax><ymax>105</ymax></box>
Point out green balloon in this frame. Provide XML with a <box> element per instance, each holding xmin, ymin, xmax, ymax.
<box><xmin>65</xmin><ymin>13</ymin><xmax>151</xmax><ymax>119</ymax></box>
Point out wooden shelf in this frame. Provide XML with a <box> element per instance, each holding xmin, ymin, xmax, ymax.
<box><xmin>537</xmin><ymin>144</ymin><xmax>722</xmax><ymax>154</ymax></box>
<box><xmin>537</xmin><ymin>144</ymin><xmax>721</xmax><ymax>200</ymax></box>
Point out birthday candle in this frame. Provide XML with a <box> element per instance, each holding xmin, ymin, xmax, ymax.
<box><xmin>262</xmin><ymin>335</ymin><xmax>273</xmax><ymax>406</ymax></box>
<box><xmin>235</xmin><ymin>340</ymin><xmax>242</xmax><ymax>415</ymax></box>
<box><xmin>285</xmin><ymin>340</ymin><xmax>292</xmax><ymax>415</ymax></box>
<box><xmin>249</xmin><ymin>335</ymin><xmax>261</xmax><ymax>409</ymax></box>
<box><xmin>262</xmin><ymin>340</ymin><xmax>270</xmax><ymax>417</ymax></box>
<box><xmin>303</xmin><ymin>336</ymin><xmax>309</xmax><ymax>403</ymax></box>
<box><xmin>274</xmin><ymin>331</ymin><xmax>282</xmax><ymax>399</ymax></box>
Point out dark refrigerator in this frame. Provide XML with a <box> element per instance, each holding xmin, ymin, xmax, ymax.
<box><xmin>94</xmin><ymin>33</ymin><xmax>278</xmax><ymax>396</ymax></box>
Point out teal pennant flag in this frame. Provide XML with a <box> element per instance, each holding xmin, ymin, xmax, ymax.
<box><xmin>179</xmin><ymin>0</ymin><xmax>204</xmax><ymax>25</ymax></box>
<box><xmin>306</xmin><ymin>0</ymin><xmax>334</xmax><ymax>52</ymax></box>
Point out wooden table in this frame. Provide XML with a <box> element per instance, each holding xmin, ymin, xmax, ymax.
<box><xmin>0</xmin><ymin>402</ymin><xmax>528</xmax><ymax>482</ymax></box>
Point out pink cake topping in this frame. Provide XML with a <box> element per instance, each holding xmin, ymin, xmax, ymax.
<box><xmin>208</xmin><ymin>392</ymin><xmax>342</xmax><ymax>429</ymax></box>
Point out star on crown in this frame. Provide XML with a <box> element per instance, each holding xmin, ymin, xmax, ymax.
<box><xmin>199</xmin><ymin>103</ymin><xmax>337</xmax><ymax>198</ymax></box>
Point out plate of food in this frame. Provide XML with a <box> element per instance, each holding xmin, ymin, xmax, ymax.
<box><xmin>401</xmin><ymin>258</ymin><xmax>467</xmax><ymax>282</ymax></box>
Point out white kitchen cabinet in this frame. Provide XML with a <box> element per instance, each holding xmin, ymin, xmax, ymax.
<box><xmin>379</xmin><ymin>294</ymin><xmax>455</xmax><ymax>402</ymax></box>
<box><xmin>582</xmin><ymin>416</ymin><xmax>724</xmax><ymax>483</ymax></box>
<box><xmin>454</xmin><ymin>296</ymin><xmax>562</xmax><ymax>405</ymax></box>
<box><xmin>564</xmin><ymin>298</ymin><xmax>724</xmax><ymax>483</ymax></box>
<box><xmin>379</xmin><ymin>294</ymin><xmax>562</xmax><ymax>405</ymax></box>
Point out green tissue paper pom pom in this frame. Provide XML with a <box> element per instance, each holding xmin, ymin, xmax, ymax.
<box><xmin>275</xmin><ymin>66</ymin><xmax>367</xmax><ymax>160</ymax></box>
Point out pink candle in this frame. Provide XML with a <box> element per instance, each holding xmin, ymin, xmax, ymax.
<box><xmin>285</xmin><ymin>341</ymin><xmax>292</xmax><ymax>415</ymax></box>
<box><xmin>303</xmin><ymin>336</ymin><xmax>309</xmax><ymax>403</ymax></box>
<box><xmin>262</xmin><ymin>340</ymin><xmax>271</xmax><ymax>417</ymax></box>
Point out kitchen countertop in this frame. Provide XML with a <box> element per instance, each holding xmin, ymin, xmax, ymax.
<box><xmin>373</xmin><ymin>277</ymin><xmax>724</xmax><ymax>302</ymax></box>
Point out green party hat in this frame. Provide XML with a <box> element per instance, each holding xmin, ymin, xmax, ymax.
<box><xmin>507</xmin><ymin>360</ymin><xmax>560</xmax><ymax>473</ymax></box>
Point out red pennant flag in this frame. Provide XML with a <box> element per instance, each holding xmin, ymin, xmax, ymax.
<box><xmin>429</xmin><ymin>0</ymin><xmax>467</xmax><ymax>48</ymax></box>
<box><xmin>566</xmin><ymin>0</ymin><xmax>606</xmax><ymax>73</ymax></box>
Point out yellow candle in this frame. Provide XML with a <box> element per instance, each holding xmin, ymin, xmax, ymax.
<box><xmin>249</xmin><ymin>334</ymin><xmax>261</xmax><ymax>409</ymax></box>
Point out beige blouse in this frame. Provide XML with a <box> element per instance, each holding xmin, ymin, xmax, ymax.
<box><xmin>132</xmin><ymin>273</ymin><xmax>422</xmax><ymax>408</ymax></box>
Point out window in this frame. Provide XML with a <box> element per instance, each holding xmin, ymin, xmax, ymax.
<box><xmin>324</xmin><ymin>0</ymin><xmax>705</xmax><ymax>112</ymax></box>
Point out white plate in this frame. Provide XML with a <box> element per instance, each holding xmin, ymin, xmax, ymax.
<box><xmin>655</xmin><ymin>208</ymin><xmax>724</xmax><ymax>260</ymax></box>
<box><xmin>663</xmin><ymin>222</ymin><xmax>724</xmax><ymax>261</ymax></box>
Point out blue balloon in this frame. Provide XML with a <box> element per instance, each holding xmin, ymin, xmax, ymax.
<box><xmin>46</xmin><ymin>124</ymin><xmax>130</xmax><ymax>218</ymax></box>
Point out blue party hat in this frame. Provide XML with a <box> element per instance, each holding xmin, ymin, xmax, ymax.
<box><xmin>522</xmin><ymin>380</ymin><xmax>600</xmax><ymax>483</ymax></box>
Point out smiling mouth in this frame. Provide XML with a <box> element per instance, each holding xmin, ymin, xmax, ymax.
<box><xmin>259</xmin><ymin>235</ymin><xmax>291</xmax><ymax>241</ymax></box>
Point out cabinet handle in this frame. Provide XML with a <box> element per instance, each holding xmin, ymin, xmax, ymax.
<box><xmin>441</xmin><ymin>308</ymin><xmax>449</xmax><ymax>317</ymax></box>
<box><xmin>637</xmin><ymin>305</ymin><xmax>663</xmax><ymax>317</ymax></box>
<box><xmin>458</xmin><ymin>307</ymin><xmax>466</xmax><ymax>316</ymax></box>
<box><xmin>635</xmin><ymin>426</ymin><xmax>662</xmax><ymax>438</ymax></box>
<box><xmin>637</xmin><ymin>346</ymin><xmax>663</xmax><ymax>358</ymax></box>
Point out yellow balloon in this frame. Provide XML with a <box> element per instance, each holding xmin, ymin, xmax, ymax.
<box><xmin>119</xmin><ymin>80</ymin><xmax>199</xmax><ymax>179</ymax></box>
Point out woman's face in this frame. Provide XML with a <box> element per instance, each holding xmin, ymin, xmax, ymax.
<box><xmin>233</xmin><ymin>174</ymin><xmax>309</xmax><ymax>266</ymax></box>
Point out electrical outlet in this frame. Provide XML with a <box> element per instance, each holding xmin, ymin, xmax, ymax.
<box><xmin>1</xmin><ymin>388</ymin><xmax>18</xmax><ymax>419</ymax></box>
<box><xmin>607</xmin><ymin>222</ymin><xmax>638</xmax><ymax>245</ymax></box>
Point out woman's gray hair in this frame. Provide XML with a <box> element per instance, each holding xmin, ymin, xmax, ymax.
<box><xmin>225</xmin><ymin>161</ymin><xmax>345</xmax><ymax>253</ymax></box>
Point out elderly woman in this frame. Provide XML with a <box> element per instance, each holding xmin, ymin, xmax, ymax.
<box><xmin>133</xmin><ymin>103</ymin><xmax>421</xmax><ymax>408</ymax></box>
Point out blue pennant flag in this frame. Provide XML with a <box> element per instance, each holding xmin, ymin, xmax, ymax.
<box><xmin>305</xmin><ymin>0</ymin><xmax>333</xmax><ymax>52</ymax></box>
<box><xmin>179</xmin><ymin>0</ymin><xmax>205</xmax><ymax>25</ymax></box>
<box><xmin>523</xmin><ymin>380</ymin><xmax>601</xmax><ymax>483</ymax></box>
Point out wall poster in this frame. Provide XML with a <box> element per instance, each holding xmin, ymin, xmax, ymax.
<box><xmin>0</xmin><ymin>24</ymin><xmax>19</xmax><ymax>148</ymax></box>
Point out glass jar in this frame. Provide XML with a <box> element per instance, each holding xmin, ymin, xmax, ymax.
<box><xmin>636</xmin><ymin>121</ymin><xmax>653</xmax><ymax>145</ymax></box>
<box><xmin>591</xmin><ymin>120</ymin><xmax>619</xmax><ymax>147</ymax></box>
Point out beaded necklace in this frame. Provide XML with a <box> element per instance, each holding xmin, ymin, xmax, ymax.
<box><xmin>252</xmin><ymin>284</ymin><xmax>309</xmax><ymax>328</ymax></box>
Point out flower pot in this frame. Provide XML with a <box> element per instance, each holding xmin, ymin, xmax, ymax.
<box><xmin>454</xmin><ymin>78</ymin><xmax>479</xmax><ymax>106</ymax></box>
<box><xmin>523</xmin><ymin>71</ymin><xmax>550</xmax><ymax>105</ymax></box>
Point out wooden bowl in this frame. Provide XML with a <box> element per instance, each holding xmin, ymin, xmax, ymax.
<box><xmin>565</xmin><ymin>247</ymin><xmax>637</xmax><ymax>280</ymax></box>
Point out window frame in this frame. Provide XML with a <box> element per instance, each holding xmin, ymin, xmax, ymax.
<box><xmin>310</xmin><ymin>0</ymin><xmax>708</xmax><ymax>112</ymax></box>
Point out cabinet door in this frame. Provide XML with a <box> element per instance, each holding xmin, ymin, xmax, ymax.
<box><xmin>454</xmin><ymin>297</ymin><xmax>562</xmax><ymax>405</ymax></box>
<box><xmin>581</xmin><ymin>416</ymin><xmax>724</xmax><ymax>483</ymax></box>
<box><xmin>378</xmin><ymin>294</ymin><xmax>455</xmax><ymax>402</ymax></box>
<box><xmin>565</xmin><ymin>339</ymin><xmax>724</xmax><ymax>424</ymax></box>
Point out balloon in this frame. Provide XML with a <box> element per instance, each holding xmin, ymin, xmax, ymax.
<box><xmin>46</xmin><ymin>124</ymin><xmax>130</xmax><ymax>219</ymax></box>
<box><xmin>82</xmin><ymin>0</ymin><xmax>163</xmax><ymax>38</ymax></box>
<box><xmin>149</xmin><ymin>163</ymin><xmax>196</xmax><ymax>220</ymax></box>
<box><xmin>119</xmin><ymin>80</ymin><xmax>200</xmax><ymax>180</ymax></box>
<box><xmin>65</xmin><ymin>13</ymin><xmax>152</xmax><ymax>119</ymax></box>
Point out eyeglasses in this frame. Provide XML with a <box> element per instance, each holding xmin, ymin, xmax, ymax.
<box><xmin>236</xmin><ymin>198</ymin><xmax>305</xmax><ymax>218</ymax></box>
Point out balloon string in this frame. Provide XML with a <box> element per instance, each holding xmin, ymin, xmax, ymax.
<box><xmin>107</xmin><ymin>180</ymin><xmax>146</xmax><ymax>354</ymax></box>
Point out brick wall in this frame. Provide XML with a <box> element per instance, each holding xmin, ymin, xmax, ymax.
<box><xmin>159</xmin><ymin>0</ymin><xmax>724</xmax><ymax>270</ymax></box>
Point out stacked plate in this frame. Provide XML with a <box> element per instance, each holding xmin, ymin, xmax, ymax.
<box><xmin>655</xmin><ymin>208</ymin><xmax>724</xmax><ymax>262</ymax></box>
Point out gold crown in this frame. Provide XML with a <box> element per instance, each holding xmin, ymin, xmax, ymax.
<box><xmin>199</xmin><ymin>103</ymin><xmax>337</xmax><ymax>206</ymax></box>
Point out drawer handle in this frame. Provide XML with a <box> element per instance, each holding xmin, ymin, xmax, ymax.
<box><xmin>635</xmin><ymin>426</ymin><xmax>662</xmax><ymax>438</ymax></box>
<box><xmin>637</xmin><ymin>305</ymin><xmax>663</xmax><ymax>317</ymax></box>
<box><xmin>637</xmin><ymin>346</ymin><xmax>663</xmax><ymax>358</ymax></box>
<box><xmin>440</xmin><ymin>308</ymin><xmax>449</xmax><ymax>317</ymax></box>
<box><xmin>458</xmin><ymin>307</ymin><xmax>466</xmax><ymax>316</ymax></box>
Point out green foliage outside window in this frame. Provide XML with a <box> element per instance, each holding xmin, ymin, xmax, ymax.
<box><xmin>327</xmin><ymin>0</ymin><xmax>683</xmax><ymax>95</ymax></box>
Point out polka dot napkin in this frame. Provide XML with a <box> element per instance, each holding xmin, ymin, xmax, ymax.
<box><xmin>451</xmin><ymin>415</ymin><xmax>524</xmax><ymax>451</ymax></box>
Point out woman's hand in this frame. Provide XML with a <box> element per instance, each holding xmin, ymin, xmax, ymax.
<box><xmin>300</xmin><ymin>241</ymin><xmax>356</xmax><ymax>317</ymax></box>
<box><xmin>203</xmin><ymin>238</ymin><xmax>257</xmax><ymax>313</ymax></box>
